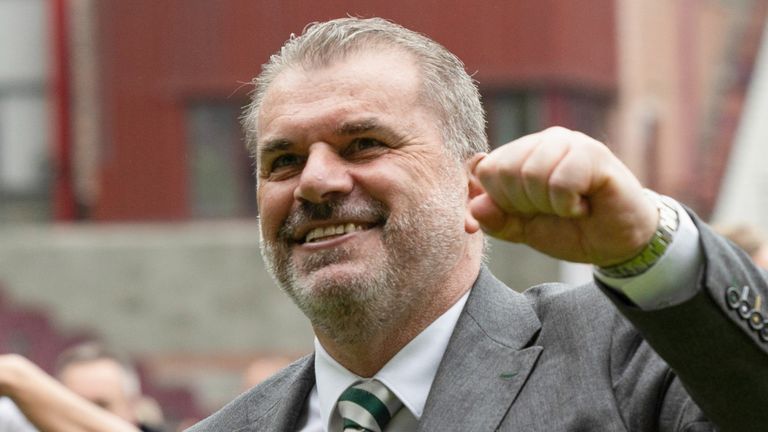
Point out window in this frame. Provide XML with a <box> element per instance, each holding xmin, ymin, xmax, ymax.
<box><xmin>185</xmin><ymin>102</ymin><xmax>256</xmax><ymax>219</ymax></box>
<box><xmin>486</xmin><ymin>92</ymin><xmax>543</xmax><ymax>147</ymax></box>
<box><xmin>0</xmin><ymin>0</ymin><xmax>50</xmax><ymax>222</ymax></box>
<box><xmin>485</xmin><ymin>89</ymin><xmax>610</xmax><ymax>147</ymax></box>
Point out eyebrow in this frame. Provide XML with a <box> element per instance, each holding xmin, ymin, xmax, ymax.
<box><xmin>335</xmin><ymin>118</ymin><xmax>380</xmax><ymax>135</ymax></box>
<box><xmin>338</xmin><ymin>118</ymin><xmax>404</xmax><ymax>145</ymax></box>
<box><xmin>258</xmin><ymin>138</ymin><xmax>292</xmax><ymax>160</ymax></box>
<box><xmin>258</xmin><ymin>117</ymin><xmax>397</xmax><ymax>159</ymax></box>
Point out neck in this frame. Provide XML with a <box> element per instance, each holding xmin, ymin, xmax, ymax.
<box><xmin>315</xmin><ymin>247</ymin><xmax>482</xmax><ymax>377</ymax></box>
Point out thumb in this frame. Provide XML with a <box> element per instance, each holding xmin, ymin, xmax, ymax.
<box><xmin>469</xmin><ymin>193</ymin><xmax>515</xmax><ymax>236</ymax></box>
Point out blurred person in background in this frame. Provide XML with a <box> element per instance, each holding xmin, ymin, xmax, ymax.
<box><xmin>0</xmin><ymin>352</ymin><xmax>139</xmax><ymax>431</ymax></box>
<box><xmin>189</xmin><ymin>17</ymin><xmax>767</xmax><ymax>431</ymax></box>
<box><xmin>56</xmin><ymin>342</ymin><xmax>165</xmax><ymax>432</ymax></box>
<box><xmin>134</xmin><ymin>396</ymin><xmax>166</xmax><ymax>432</ymax></box>
<box><xmin>715</xmin><ymin>223</ymin><xmax>768</xmax><ymax>269</ymax></box>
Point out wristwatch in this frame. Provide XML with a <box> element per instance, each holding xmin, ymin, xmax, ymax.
<box><xmin>597</xmin><ymin>190</ymin><xmax>680</xmax><ymax>279</ymax></box>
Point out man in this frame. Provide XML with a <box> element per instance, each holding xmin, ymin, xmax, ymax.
<box><xmin>0</xmin><ymin>353</ymin><xmax>138</xmax><ymax>432</ymax></box>
<box><xmin>56</xmin><ymin>343</ymin><xmax>164</xmax><ymax>432</ymax></box>
<box><xmin>189</xmin><ymin>17</ymin><xmax>768</xmax><ymax>431</ymax></box>
<box><xmin>0</xmin><ymin>343</ymin><xmax>164</xmax><ymax>432</ymax></box>
<box><xmin>56</xmin><ymin>343</ymin><xmax>143</xmax><ymax>425</ymax></box>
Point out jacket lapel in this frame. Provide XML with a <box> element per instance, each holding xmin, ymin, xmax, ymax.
<box><xmin>246</xmin><ymin>355</ymin><xmax>316</xmax><ymax>431</ymax></box>
<box><xmin>418</xmin><ymin>268</ymin><xmax>543</xmax><ymax>431</ymax></box>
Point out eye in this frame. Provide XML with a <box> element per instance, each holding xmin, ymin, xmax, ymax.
<box><xmin>268</xmin><ymin>153</ymin><xmax>304</xmax><ymax>173</ymax></box>
<box><xmin>347</xmin><ymin>137</ymin><xmax>385</xmax><ymax>154</ymax></box>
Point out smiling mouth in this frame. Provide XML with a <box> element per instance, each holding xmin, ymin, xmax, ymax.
<box><xmin>303</xmin><ymin>223</ymin><xmax>372</xmax><ymax>243</ymax></box>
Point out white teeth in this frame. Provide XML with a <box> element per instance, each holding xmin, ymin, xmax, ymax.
<box><xmin>304</xmin><ymin>223</ymin><xmax>365</xmax><ymax>243</ymax></box>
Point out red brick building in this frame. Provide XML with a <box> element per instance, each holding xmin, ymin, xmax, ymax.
<box><xmin>65</xmin><ymin>0</ymin><xmax>617</xmax><ymax>221</ymax></box>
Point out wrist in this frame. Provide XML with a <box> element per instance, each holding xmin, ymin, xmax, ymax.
<box><xmin>597</xmin><ymin>190</ymin><xmax>680</xmax><ymax>278</ymax></box>
<box><xmin>0</xmin><ymin>354</ymin><xmax>31</xmax><ymax>397</ymax></box>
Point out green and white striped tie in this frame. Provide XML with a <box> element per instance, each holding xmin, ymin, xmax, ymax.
<box><xmin>337</xmin><ymin>379</ymin><xmax>403</xmax><ymax>432</ymax></box>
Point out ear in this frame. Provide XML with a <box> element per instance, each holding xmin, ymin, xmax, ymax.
<box><xmin>464</xmin><ymin>153</ymin><xmax>486</xmax><ymax>234</ymax></box>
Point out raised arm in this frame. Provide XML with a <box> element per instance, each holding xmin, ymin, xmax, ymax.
<box><xmin>468</xmin><ymin>126</ymin><xmax>768</xmax><ymax>430</ymax></box>
<box><xmin>0</xmin><ymin>354</ymin><xmax>139</xmax><ymax>432</ymax></box>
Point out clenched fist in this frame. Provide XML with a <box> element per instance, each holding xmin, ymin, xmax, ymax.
<box><xmin>467</xmin><ymin>127</ymin><xmax>658</xmax><ymax>267</ymax></box>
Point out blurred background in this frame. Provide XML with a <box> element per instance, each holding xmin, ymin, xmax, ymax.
<box><xmin>0</xmin><ymin>0</ymin><xmax>767</xmax><ymax>428</ymax></box>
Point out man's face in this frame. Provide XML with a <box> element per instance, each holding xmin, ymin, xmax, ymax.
<box><xmin>255</xmin><ymin>49</ymin><xmax>471</xmax><ymax>341</ymax></box>
<box><xmin>58</xmin><ymin>359</ymin><xmax>137</xmax><ymax>423</ymax></box>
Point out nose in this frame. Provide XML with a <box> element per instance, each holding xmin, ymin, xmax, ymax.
<box><xmin>294</xmin><ymin>143</ymin><xmax>353</xmax><ymax>203</ymax></box>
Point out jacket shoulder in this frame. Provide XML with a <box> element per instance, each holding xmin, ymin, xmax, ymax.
<box><xmin>186</xmin><ymin>355</ymin><xmax>314</xmax><ymax>431</ymax></box>
<box><xmin>523</xmin><ymin>281</ymin><xmax>615</xmax><ymax>321</ymax></box>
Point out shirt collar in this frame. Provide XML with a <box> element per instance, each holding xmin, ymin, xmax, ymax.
<box><xmin>314</xmin><ymin>290</ymin><xmax>470</xmax><ymax>432</ymax></box>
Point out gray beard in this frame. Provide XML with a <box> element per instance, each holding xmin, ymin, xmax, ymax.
<box><xmin>283</xmin><ymin>249</ymin><xmax>403</xmax><ymax>345</ymax></box>
<box><xmin>259</xmin><ymin>175</ymin><xmax>467</xmax><ymax>345</ymax></box>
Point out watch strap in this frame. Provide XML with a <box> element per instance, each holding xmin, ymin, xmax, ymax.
<box><xmin>597</xmin><ymin>190</ymin><xmax>680</xmax><ymax>279</ymax></box>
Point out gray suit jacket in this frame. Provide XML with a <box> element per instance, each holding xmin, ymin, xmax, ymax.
<box><xmin>189</xmin><ymin>220</ymin><xmax>768</xmax><ymax>431</ymax></box>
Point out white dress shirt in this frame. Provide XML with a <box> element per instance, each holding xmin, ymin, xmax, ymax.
<box><xmin>595</xmin><ymin>198</ymin><xmax>704</xmax><ymax>310</ymax></box>
<box><xmin>297</xmin><ymin>199</ymin><xmax>703</xmax><ymax>431</ymax></box>
<box><xmin>297</xmin><ymin>291</ymin><xmax>470</xmax><ymax>432</ymax></box>
<box><xmin>0</xmin><ymin>398</ymin><xmax>37</xmax><ymax>432</ymax></box>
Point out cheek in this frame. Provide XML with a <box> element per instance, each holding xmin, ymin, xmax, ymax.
<box><xmin>367</xmin><ymin>163</ymin><xmax>442</xmax><ymax>199</ymax></box>
<box><xmin>257</xmin><ymin>184</ymin><xmax>294</xmax><ymax>238</ymax></box>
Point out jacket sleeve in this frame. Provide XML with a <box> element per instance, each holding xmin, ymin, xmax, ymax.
<box><xmin>600</xmin><ymin>212</ymin><xmax>768</xmax><ymax>431</ymax></box>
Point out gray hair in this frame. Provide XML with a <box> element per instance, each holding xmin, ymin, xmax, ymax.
<box><xmin>242</xmin><ymin>17</ymin><xmax>488</xmax><ymax>162</ymax></box>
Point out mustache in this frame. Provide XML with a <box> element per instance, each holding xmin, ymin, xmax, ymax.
<box><xmin>277</xmin><ymin>198</ymin><xmax>389</xmax><ymax>241</ymax></box>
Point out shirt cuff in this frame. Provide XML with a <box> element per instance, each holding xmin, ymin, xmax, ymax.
<box><xmin>594</xmin><ymin>199</ymin><xmax>703</xmax><ymax>310</ymax></box>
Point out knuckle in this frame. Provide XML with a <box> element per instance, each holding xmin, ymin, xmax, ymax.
<box><xmin>544</xmin><ymin>125</ymin><xmax>569</xmax><ymax>133</ymax></box>
<box><xmin>548</xmin><ymin>171</ymin><xmax>575</xmax><ymax>191</ymax></box>
<box><xmin>520</xmin><ymin>161</ymin><xmax>541</xmax><ymax>180</ymax></box>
